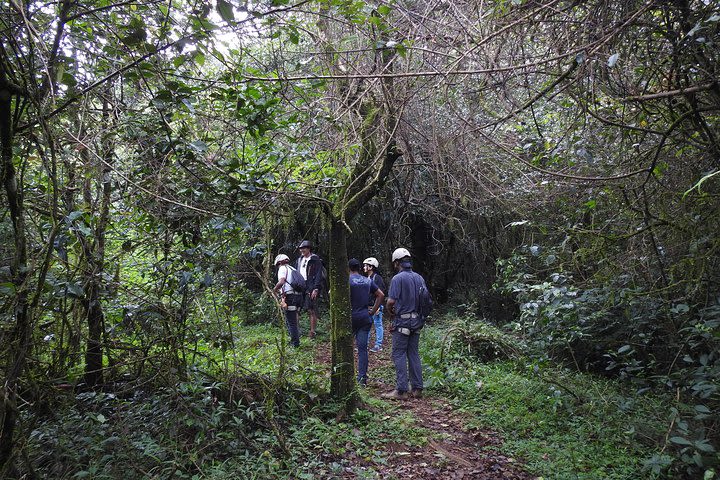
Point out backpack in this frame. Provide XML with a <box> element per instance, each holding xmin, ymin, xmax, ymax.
<box><xmin>286</xmin><ymin>266</ymin><xmax>306</xmax><ymax>293</ymax></box>
<box><xmin>417</xmin><ymin>284</ymin><xmax>433</xmax><ymax>320</ymax></box>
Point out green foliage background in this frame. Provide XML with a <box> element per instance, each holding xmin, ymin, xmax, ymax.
<box><xmin>1</xmin><ymin>0</ymin><xmax>719</xmax><ymax>478</ymax></box>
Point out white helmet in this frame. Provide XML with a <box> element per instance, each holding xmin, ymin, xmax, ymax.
<box><xmin>391</xmin><ymin>247</ymin><xmax>411</xmax><ymax>262</ymax></box>
<box><xmin>363</xmin><ymin>257</ymin><xmax>379</xmax><ymax>268</ymax></box>
<box><xmin>274</xmin><ymin>254</ymin><xmax>290</xmax><ymax>266</ymax></box>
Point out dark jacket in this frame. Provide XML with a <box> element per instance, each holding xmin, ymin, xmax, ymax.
<box><xmin>296</xmin><ymin>253</ymin><xmax>323</xmax><ymax>293</ymax></box>
<box><xmin>367</xmin><ymin>273</ymin><xmax>386</xmax><ymax>306</ymax></box>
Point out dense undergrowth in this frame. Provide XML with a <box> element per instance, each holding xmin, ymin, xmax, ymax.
<box><xmin>423</xmin><ymin>316</ymin><xmax>667</xmax><ymax>478</ymax></box>
<box><xmin>20</xmin><ymin>314</ymin><xmax>705</xmax><ymax>479</ymax></box>
<box><xmin>23</xmin><ymin>325</ymin><xmax>431</xmax><ymax>479</ymax></box>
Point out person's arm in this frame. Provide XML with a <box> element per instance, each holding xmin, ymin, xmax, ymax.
<box><xmin>370</xmin><ymin>288</ymin><xmax>384</xmax><ymax>316</ymax></box>
<box><xmin>309</xmin><ymin>257</ymin><xmax>321</xmax><ymax>300</ymax></box>
<box><xmin>386</xmin><ymin>297</ymin><xmax>396</xmax><ymax>321</ymax></box>
<box><xmin>273</xmin><ymin>266</ymin><xmax>287</xmax><ymax>294</ymax></box>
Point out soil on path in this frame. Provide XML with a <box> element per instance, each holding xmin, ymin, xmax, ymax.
<box><xmin>313</xmin><ymin>335</ymin><xmax>535</xmax><ymax>480</ymax></box>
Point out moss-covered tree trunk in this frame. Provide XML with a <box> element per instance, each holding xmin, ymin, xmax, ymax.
<box><xmin>328</xmin><ymin>220</ymin><xmax>358</xmax><ymax>411</ymax></box>
<box><xmin>0</xmin><ymin>70</ymin><xmax>29</xmax><ymax>473</ymax></box>
<box><xmin>317</xmin><ymin>9</ymin><xmax>400</xmax><ymax>414</ymax></box>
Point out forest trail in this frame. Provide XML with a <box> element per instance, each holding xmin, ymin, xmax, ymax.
<box><xmin>313</xmin><ymin>336</ymin><xmax>534</xmax><ymax>480</ymax></box>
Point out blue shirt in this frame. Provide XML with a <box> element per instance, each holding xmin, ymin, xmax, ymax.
<box><xmin>349</xmin><ymin>273</ymin><xmax>377</xmax><ymax>328</ymax></box>
<box><xmin>388</xmin><ymin>267</ymin><xmax>427</xmax><ymax>316</ymax></box>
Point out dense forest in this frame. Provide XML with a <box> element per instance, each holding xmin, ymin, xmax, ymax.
<box><xmin>1</xmin><ymin>0</ymin><xmax>719</xmax><ymax>478</ymax></box>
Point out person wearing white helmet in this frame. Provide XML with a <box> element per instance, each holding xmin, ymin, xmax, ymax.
<box><xmin>381</xmin><ymin>247</ymin><xmax>429</xmax><ymax>400</ymax></box>
<box><xmin>272</xmin><ymin>253</ymin><xmax>302</xmax><ymax>347</ymax></box>
<box><xmin>363</xmin><ymin>257</ymin><xmax>386</xmax><ymax>352</ymax></box>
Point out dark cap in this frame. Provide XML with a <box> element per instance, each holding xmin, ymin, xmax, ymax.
<box><xmin>348</xmin><ymin>258</ymin><xmax>361</xmax><ymax>271</ymax></box>
<box><xmin>298</xmin><ymin>240</ymin><xmax>312</xmax><ymax>249</ymax></box>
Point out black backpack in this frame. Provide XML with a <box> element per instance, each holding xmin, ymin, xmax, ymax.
<box><xmin>417</xmin><ymin>284</ymin><xmax>433</xmax><ymax>320</ymax></box>
<box><xmin>286</xmin><ymin>266</ymin><xmax>306</xmax><ymax>293</ymax></box>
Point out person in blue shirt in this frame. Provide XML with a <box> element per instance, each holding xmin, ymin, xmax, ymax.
<box><xmin>349</xmin><ymin>258</ymin><xmax>384</xmax><ymax>386</ymax></box>
<box><xmin>363</xmin><ymin>257</ymin><xmax>386</xmax><ymax>352</ymax></box>
<box><xmin>381</xmin><ymin>248</ymin><xmax>428</xmax><ymax>400</ymax></box>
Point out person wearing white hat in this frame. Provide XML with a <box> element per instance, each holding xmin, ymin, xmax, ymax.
<box><xmin>272</xmin><ymin>254</ymin><xmax>301</xmax><ymax>347</ymax></box>
<box><xmin>363</xmin><ymin>257</ymin><xmax>386</xmax><ymax>352</ymax></box>
<box><xmin>381</xmin><ymin>248</ymin><xmax>429</xmax><ymax>400</ymax></box>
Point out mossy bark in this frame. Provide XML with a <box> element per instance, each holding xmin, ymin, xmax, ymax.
<box><xmin>0</xmin><ymin>72</ymin><xmax>29</xmax><ymax>472</ymax></box>
<box><xmin>328</xmin><ymin>220</ymin><xmax>358</xmax><ymax>411</ymax></box>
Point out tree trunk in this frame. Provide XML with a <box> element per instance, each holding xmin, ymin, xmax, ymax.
<box><xmin>81</xmin><ymin>91</ymin><xmax>114</xmax><ymax>387</ymax></box>
<box><xmin>0</xmin><ymin>72</ymin><xmax>30</xmax><ymax>473</ymax></box>
<box><xmin>328</xmin><ymin>220</ymin><xmax>358</xmax><ymax>412</ymax></box>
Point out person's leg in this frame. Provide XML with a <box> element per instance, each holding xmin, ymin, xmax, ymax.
<box><xmin>305</xmin><ymin>293</ymin><xmax>318</xmax><ymax>337</ymax></box>
<box><xmin>303</xmin><ymin>292</ymin><xmax>317</xmax><ymax>338</ymax></box>
<box><xmin>309</xmin><ymin>308</ymin><xmax>317</xmax><ymax>337</ymax></box>
<box><xmin>355</xmin><ymin>325</ymin><xmax>371</xmax><ymax>385</ymax></box>
<box><xmin>391</xmin><ymin>331</ymin><xmax>410</xmax><ymax>392</ymax></box>
<box><xmin>285</xmin><ymin>309</ymin><xmax>300</xmax><ymax>347</ymax></box>
<box><xmin>373</xmin><ymin>307</ymin><xmax>384</xmax><ymax>350</ymax></box>
<box><xmin>407</xmin><ymin>332</ymin><xmax>423</xmax><ymax>391</ymax></box>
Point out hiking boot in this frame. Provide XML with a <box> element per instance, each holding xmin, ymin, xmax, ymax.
<box><xmin>380</xmin><ymin>389</ymin><xmax>408</xmax><ymax>400</ymax></box>
<box><xmin>409</xmin><ymin>389</ymin><xmax>423</xmax><ymax>399</ymax></box>
<box><xmin>369</xmin><ymin>346</ymin><xmax>383</xmax><ymax>353</ymax></box>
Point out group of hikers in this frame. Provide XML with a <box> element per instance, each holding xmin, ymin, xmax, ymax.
<box><xmin>272</xmin><ymin>241</ymin><xmax>430</xmax><ymax>400</ymax></box>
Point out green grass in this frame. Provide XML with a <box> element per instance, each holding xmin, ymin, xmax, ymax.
<box><xmin>420</xmin><ymin>321</ymin><xmax>669</xmax><ymax>479</ymax></box>
<box><xmin>25</xmin><ymin>317</ymin><xmax>678</xmax><ymax>479</ymax></box>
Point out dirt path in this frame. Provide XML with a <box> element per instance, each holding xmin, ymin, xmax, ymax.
<box><xmin>313</xmin><ymin>336</ymin><xmax>534</xmax><ymax>479</ymax></box>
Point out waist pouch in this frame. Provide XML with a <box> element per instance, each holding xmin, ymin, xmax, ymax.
<box><xmin>393</xmin><ymin>316</ymin><xmax>424</xmax><ymax>333</ymax></box>
<box><xmin>285</xmin><ymin>293</ymin><xmax>303</xmax><ymax>308</ymax></box>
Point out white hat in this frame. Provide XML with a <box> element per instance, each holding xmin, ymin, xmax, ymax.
<box><xmin>274</xmin><ymin>254</ymin><xmax>290</xmax><ymax>266</ymax></box>
<box><xmin>363</xmin><ymin>257</ymin><xmax>379</xmax><ymax>268</ymax></box>
<box><xmin>391</xmin><ymin>248</ymin><xmax>411</xmax><ymax>262</ymax></box>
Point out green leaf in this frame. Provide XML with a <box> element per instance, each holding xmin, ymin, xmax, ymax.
<box><xmin>669</xmin><ymin>436</ymin><xmax>693</xmax><ymax>446</ymax></box>
<box><xmin>217</xmin><ymin>0</ymin><xmax>235</xmax><ymax>23</ymax></box>
<box><xmin>66</xmin><ymin>283</ymin><xmax>85</xmax><ymax>299</ymax></box>
<box><xmin>288</xmin><ymin>27</ymin><xmax>300</xmax><ymax>44</ymax></box>
<box><xmin>694</xmin><ymin>440</ymin><xmax>716</xmax><ymax>453</ymax></box>
<box><xmin>182</xmin><ymin>98</ymin><xmax>196</xmax><ymax>114</ymax></box>
<box><xmin>66</xmin><ymin>211</ymin><xmax>85</xmax><ymax>222</ymax></box>
<box><xmin>0</xmin><ymin>282</ymin><xmax>16</xmax><ymax>295</ymax></box>
<box><xmin>189</xmin><ymin>140</ymin><xmax>208</xmax><ymax>152</ymax></box>
<box><xmin>77</xmin><ymin>224</ymin><xmax>93</xmax><ymax>236</ymax></box>
<box><xmin>377</xmin><ymin>5</ymin><xmax>391</xmax><ymax>15</ymax></box>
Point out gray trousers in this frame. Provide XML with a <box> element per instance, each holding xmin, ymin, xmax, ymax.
<box><xmin>391</xmin><ymin>330</ymin><xmax>423</xmax><ymax>393</ymax></box>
